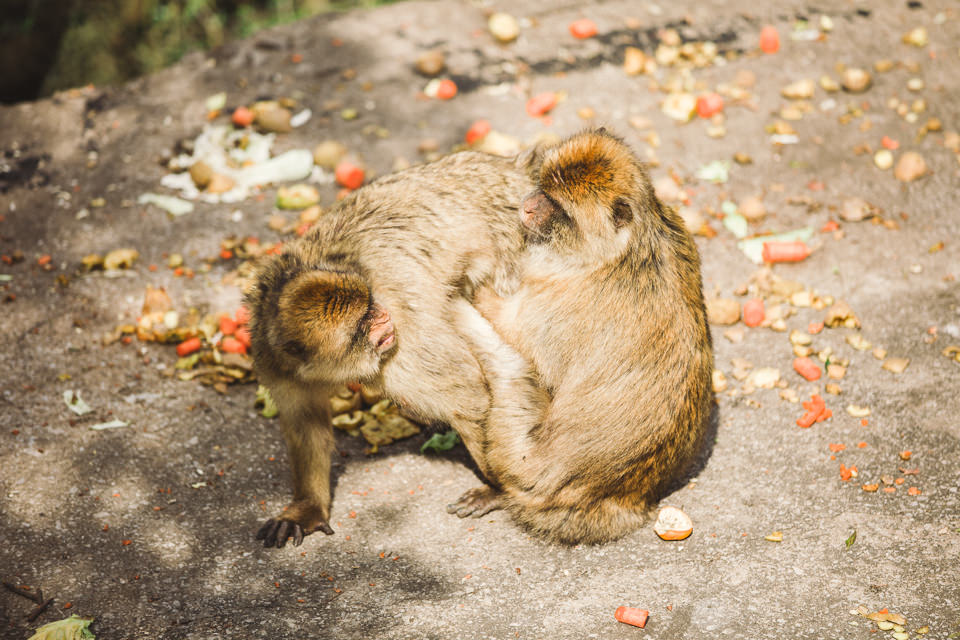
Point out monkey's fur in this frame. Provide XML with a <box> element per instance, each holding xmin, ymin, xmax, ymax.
<box><xmin>450</xmin><ymin>129</ymin><xmax>713</xmax><ymax>544</ymax></box>
<box><xmin>247</xmin><ymin>151</ymin><xmax>532</xmax><ymax>547</ymax></box>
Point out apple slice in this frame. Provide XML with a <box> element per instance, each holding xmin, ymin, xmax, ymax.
<box><xmin>654</xmin><ymin>506</ymin><xmax>693</xmax><ymax>541</ymax></box>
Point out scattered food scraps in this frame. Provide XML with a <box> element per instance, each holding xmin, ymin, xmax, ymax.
<box><xmin>89</xmin><ymin>420</ymin><xmax>130</xmax><ymax>431</ymax></box>
<box><xmin>64</xmin><ymin>391</ymin><xmax>92</xmax><ymax>416</ymax></box>
<box><xmin>27</xmin><ymin>615</ymin><xmax>95</xmax><ymax>640</ymax></box>
<box><xmin>421</xmin><ymin>430</ymin><xmax>460</xmax><ymax>453</ymax></box>
<box><xmin>654</xmin><ymin>505</ymin><xmax>693</xmax><ymax>541</ymax></box>
<box><xmin>615</xmin><ymin>607</ymin><xmax>649</xmax><ymax>628</ymax></box>
<box><xmin>569</xmin><ymin>18</ymin><xmax>598</xmax><ymax>39</ymax></box>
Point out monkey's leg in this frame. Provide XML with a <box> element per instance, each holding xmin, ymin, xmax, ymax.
<box><xmin>450</xmin><ymin>300</ymin><xmax>550</xmax><ymax>514</ymax></box>
<box><xmin>255</xmin><ymin>382</ymin><xmax>336</xmax><ymax>548</ymax></box>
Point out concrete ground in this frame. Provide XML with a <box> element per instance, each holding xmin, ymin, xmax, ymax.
<box><xmin>1</xmin><ymin>0</ymin><xmax>959</xmax><ymax>638</ymax></box>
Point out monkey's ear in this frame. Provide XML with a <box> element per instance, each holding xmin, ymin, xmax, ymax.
<box><xmin>612</xmin><ymin>198</ymin><xmax>633</xmax><ymax>230</ymax></box>
<box><xmin>278</xmin><ymin>270</ymin><xmax>371</xmax><ymax>346</ymax></box>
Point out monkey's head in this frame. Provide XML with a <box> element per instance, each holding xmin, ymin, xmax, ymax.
<box><xmin>521</xmin><ymin>129</ymin><xmax>651</xmax><ymax>262</ymax></box>
<box><xmin>247</xmin><ymin>254</ymin><xmax>396</xmax><ymax>386</ymax></box>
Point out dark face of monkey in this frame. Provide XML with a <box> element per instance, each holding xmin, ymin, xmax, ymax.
<box><xmin>248</xmin><ymin>257</ymin><xmax>396</xmax><ymax>385</ymax></box>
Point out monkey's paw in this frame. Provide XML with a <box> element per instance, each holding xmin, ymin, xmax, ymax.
<box><xmin>446</xmin><ymin>485</ymin><xmax>504</xmax><ymax>518</ymax></box>
<box><xmin>256</xmin><ymin>501</ymin><xmax>334</xmax><ymax>548</ymax></box>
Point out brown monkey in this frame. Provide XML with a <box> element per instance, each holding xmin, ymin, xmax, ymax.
<box><xmin>247</xmin><ymin>151</ymin><xmax>533</xmax><ymax>547</ymax></box>
<box><xmin>449</xmin><ymin>129</ymin><xmax>713</xmax><ymax>544</ymax></box>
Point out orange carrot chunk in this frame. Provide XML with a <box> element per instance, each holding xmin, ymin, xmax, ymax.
<box><xmin>235</xmin><ymin>305</ymin><xmax>251</xmax><ymax>325</ymax></box>
<box><xmin>762</xmin><ymin>240</ymin><xmax>811</xmax><ymax>263</ymax></box>
<box><xmin>219</xmin><ymin>316</ymin><xmax>238</xmax><ymax>336</ymax></box>
<box><xmin>526</xmin><ymin>92</ymin><xmax>558</xmax><ymax>117</ymax></box>
<box><xmin>335</xmin><ymin>162</ymin><xmax>365</xmax><ymax>190</ymax></box>
<box><xmin>569</xmin><ymin>19</ymin><xmax>598</xmax><ymax>39</ymax></box>
<box><xmin>465</xmin><ymin>120</ymin><xmax>491</xmax><ymax>145</ymax></box>
<box><xmin>793</xmin><ymin>357</ymin><xmax>821</xmax><ymax>381</ymax></box>
<box><xmin>615</xmin><ymin>607</ymin><xmax>649</xmax><ymax>628</ymax></box>
<box><xmin>235</xmin><ymin>326</ymin><xmax>252</xmax><ymax>348</ymax></box>
<box><xmin>176</xmin><ymin>337</ymin><xmax>202</xmax><ymax>357</ymax></box>
<box><xmin>220</xmin><ymin>337</ymin><xmax>247</xmax><ymax>354</ymax></box>
<box><xmin>232</xmin><ymin>106</ymin><xmax>254</xmax><ymax>127</ymax></box>
<box><xmin>435</xmin><ymin>79</ymin><xmax>458</xmax><ymax>100</ymax></box>
<box><xmin>742</xmin><ymin>298</ymin><xmax>765</xmax><ymax>327</ymax></box>
<box><xmin>696</xmin><ymin>93</ymin><xmax>724</xmax><ymax>118</ymax></box>
<box><xmin>760</xmin><ymin>25</ymin><xmax>780</xmax><ymax>53</ymax></box>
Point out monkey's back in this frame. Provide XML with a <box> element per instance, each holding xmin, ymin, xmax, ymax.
<box><xmin>505</xmin><ymin>202</ymin><xmax>712</xmax><ymax>514</ymax></box>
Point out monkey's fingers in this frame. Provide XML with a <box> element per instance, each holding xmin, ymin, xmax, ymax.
<box><xmin>256</xmin><ymin>518</ymin><xmax>276</xmax><ymax>541</ymax></box>
<box><xmin>447</xmin><ymin>486</ymin><xmax>504</xmax><ymax>518</ymax></box>
<box><xmin>314</xmin><ymin>522</ymin><xmax>335</xmax><ymax>535</ymax></box>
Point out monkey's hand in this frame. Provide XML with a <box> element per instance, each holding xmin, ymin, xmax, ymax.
<box><xmin>256</xmin><ymin>500</ymin><xmax>334</xmax><ymax>548</ymax></box>
<box><xmin>446</xmin><ymin>485</ymin><xmax>504</xmax><ymax>518</ymax></box>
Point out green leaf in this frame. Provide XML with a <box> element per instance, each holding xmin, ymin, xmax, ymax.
<box><xmin>845</xmin><ymin>529</ymin><xmax>857</xmax><ymax>548</ymax></box>
<box><xmin>28</xmin><ymin>615</ymin><xmax>95</xmax><ymax>640</ymax></box>
<box><xmin>420</xmin><ymin>430</ymin><xmax>460</xmax><ymax>454</ymax></box>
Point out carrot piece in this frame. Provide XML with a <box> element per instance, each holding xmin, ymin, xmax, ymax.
<box><xmin>796</xmin><ymin>411</ymin><xmax>817</xmax><ymax>428</ymax></box>
<box><xmin>235</xmin><ymin>305</ymin><xmax>251</xmax><ymax>326</ymax></box>
<box><xmin>569</xmin><ymin>19</ymin><xmax>598</xmax><ymax>39</ymax></box>
<box><xmin>37</xmin><ymin>254</ymin><xmax>52</xmax><ymax>266</ymax></box>
<box><xmin>526</xmin><ymin>92</ymin><xmax>558</xmax><ymax>117</ymax></box>
<box><xmin>615</xmin><ymin>606</ymin><xmax>649</xmax><ymax>628</ymax></box>
<box><xmin>465</xmin><ymin>120</ymin><xmax>491</xmax><ymax>145</ymax></box>
<box><xmin>881</xmin><ymin>136</ymin><xmax>899</xmax><ymax>150</ymax></box>
<box><xmin>232</xmin><ymin>106</ymin><xmax>254</xmax><ymax>127</ymax></box>
<box><xmin>696</xmin><ymin>93</ymin><xmax>724</xmax><ymax>118</ymax></box>
<box><xmin>762</xmin><ymin>240</ymin><xmax>811</xmax><ymax>263</ymax></box>
<box><xmin>435</xmin><ymin>79</ymin><xmax>458</xmax><ymax>100</ymax></box>
<box><xmin>828</xmin><ymin>443</ymin><xmax>846</xmax><ymax>452</ymax></box>
<box><xmin>742</xmin><ymin>298</ymin><xmax>765</xmax><ymax>327</ymax></box>
<box><xmin>335</xmin><ymin>162</ymin><xmax>365</xmax><ymax>190</ymax></box>
<box><xmin>793</xmin><ymin>357</ymin><xmax>821</xmax><ymax>381</ymax></box>
<box><xmin>219</xmin><ymin>316</ymin><xmax>238</xmax><ymax>336</ymax></box>
<box><xmin>176</xmin><ymin>337</ymin><xmax>202</xmax><ymax>357</ymax></box>
<box><xmin>808</xmin><ymin>321</ymin><xmax>824</xmax><ymax>334</ymax></box>
<box><xmin>220</xmin><ymin>337</ymin><xmax>247</xmax><ymax>354</ymax></box>
<box><xmin>820</xmin><ymin>220</ymin><xmax>839</xmax><ymax>233</ymax></box>
<box><xmin>907</xmin><ymin>486</ymin><xmax>921</xmax><ymax>496</ymax></box>
<box><xmin>760</xmin><ymin>25</ymin><xmax>780</xmax><ymax>53</ymax></box>
<box><xmin>839</xmin><ymin>464</ymin><xmax>853</xmax><ymax>482</ymax></box>
<box><xmin>235</xmin><ymin>326</ymin><xmax>252</xmax><ymax>348</ymax></box>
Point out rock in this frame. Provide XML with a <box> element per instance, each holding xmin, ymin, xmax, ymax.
<box><xmin>488</xmin><ymin>13</ymin><xmax>520</xmax><ymax>43</ymax></box>
<box><xmin>313</xmin><ymin>140</ymin><xmax>348</xmax><ymax>168</ymax></box>
<box><xmin>707</xmin><ymin>298</ymin><xmax>741</xmax><ymax>325</ymax></box>
<box><xmin>739</xmin><ymin>195</ymin><xmax>766</xmax><ymax>222</ymax></box>
<box><xmin>415</xmin><ymin>49</ymin><xmax>445</xmax><ymax>76</ymax></box>
<box><xmin>781</xmin><ymin>78</ymin><xmax>815</xmax><ymax>100</ymax></box>
<box><xmin>840</xmin><ymin>197</ymin><xmax>874</xmax><ymax>222</ymax></box>
<box><xmin>894</xmin><ymin>152</ymin><xmax>927</xmax><ymax>182</ymax></box>
<box><xmin>842</xmin><ymin>68</ymin><xmax>873</xmax><ymax>93</ymax></box>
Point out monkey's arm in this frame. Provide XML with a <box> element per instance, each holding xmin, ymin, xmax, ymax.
<box><xmin>256</xmin><ymin>381</ymin><xmax>336</xmax><ymax>548</ymax></box>
<box><xmin>448</xmin><ymin>299</ymin><xmax>550</xmax><ymax>516</ymax></box>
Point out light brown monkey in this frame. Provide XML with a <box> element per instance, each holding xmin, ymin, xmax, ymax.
<box><xmin>247</xmin><ymin>151</ymin><xmax>533</xmax><ymax>547</ymax></box>
<box><xmin>449</xmin><ymin>129</ymin><xmax>713</xmax><ymax>544</ymax></box>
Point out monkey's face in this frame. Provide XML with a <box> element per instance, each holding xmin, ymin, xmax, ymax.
<box><xmin>252</xmin><ymin>267</ymin><xmax>396</xmax><ymax>385</ymax></box>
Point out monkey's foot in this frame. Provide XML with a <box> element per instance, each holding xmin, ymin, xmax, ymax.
<box><xmin>446</xmin><ymin>485</ymin><xmax>504</xmax><ymax>518</ymax></box>
<box><xmin>256</xmin><ymin>501</ymin><xmax>334</xmax><ymax>548</ymax></box>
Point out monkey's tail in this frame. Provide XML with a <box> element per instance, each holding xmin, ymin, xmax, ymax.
<box><xmin>503</xmin><ymin>492</ymin><xmax>649</xmax><ymax>545</ymax></box>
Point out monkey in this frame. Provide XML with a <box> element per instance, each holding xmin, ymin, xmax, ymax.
<box><xmin>246</xmin><ymin>150</ymin><xmax>535</xmax><ymax>547</ymax></box>
<box><xmin>447</xmin><ymin>129</ymin><xmax>714</xmax><ymax>544</ymax></box>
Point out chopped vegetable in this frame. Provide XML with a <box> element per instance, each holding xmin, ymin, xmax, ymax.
<box><xmin>232</xmin><ymin>106</ymin><xmax>254</xmax><ymax>127</ymax></box>
<box><xmin>696</xmin><ymin>93</ymin><xmax>724</xmax><ymax>118</ymax></box>
<box><xmin>28</xmin><ymin>615</ymin><xmax>95</xmax><ymax>640</ymax></box>
<box><xmin>177</xmin><ymin>337</ymin><xmax>202</xmax><ymax>357</ymax></box>
<box><xmin>762</xmin><ymin>240</ymin><xmax>811</xmax><ymax>263</ymax></box>
<box><xmin>653</xmin><ymin>505</ymin><xmax>693</xmax><ymax>540</ymax></box>
<box><xmin>421</xmin><ymin>430</ymin><xmax>460</xmax><ymax>453</ymax></box>
<box><xmin>465</xmin><ymin>120</ymin><xmax>491</xmax><ymax>145</ymax></box>
<box><xmin>526</xmin><ymin>92</ymin><xmax>558</xmax><ymax>117</ymax></box>
<box><xmin>760</xmin><ymin>26</ymin><xmax>780</xmax><ymax>53</ymax></box>
<box><xmin>335</xmin><ymin>162</ymin><xmax>365</xmax><ymax>190</ymax></box>
<box><xmin>742</xmin><ymin>298</ymin><xmax>765</xmax><ymax>327</ymax></box>
<box><xmin>569</xmin><ymin>19</ymin><xmax>598</xmax><ymax>39</ymax></box>
<box><xmin>793</xmin><ymin>357</ymin><xmax>821</xmax><ymax>381</ymax></box>
<box><xmin>615</xmin><ymin>606</ymin><xmax>649</xmax><ymax>628</ymax></box>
